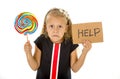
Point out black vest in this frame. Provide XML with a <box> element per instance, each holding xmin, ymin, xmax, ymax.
<box><xmin>34</xmin><ymin>34</ymin><xmax>78</xmax><ymax>79</ymax></box>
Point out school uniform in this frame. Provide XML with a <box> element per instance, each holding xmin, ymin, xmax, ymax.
<box><xmin>34</xmin><ymin>34</ymin><xmax>78</xmax><ymax>79</ymax></box>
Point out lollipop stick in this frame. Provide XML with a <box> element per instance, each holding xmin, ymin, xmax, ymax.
<box><xmin>26</xmin><ymin>34</ymin><xmax>28</xmax><ymax>42</ymax></box>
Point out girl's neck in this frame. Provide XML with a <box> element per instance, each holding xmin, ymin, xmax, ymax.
<box><xmin>51</xmin><ymin>39</ymin><xmax>63</xmax><ymax>44</ymax></box>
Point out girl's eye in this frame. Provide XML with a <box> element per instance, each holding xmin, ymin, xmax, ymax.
<box><xmin>49</xmin><ymin>25</ymin><xmax>54</xmax><ymax>28</ymax></box>
<box><xmin>58</xmin><ymin>25</ymin><xmax>62</xmax><ymax>28</ymax></box>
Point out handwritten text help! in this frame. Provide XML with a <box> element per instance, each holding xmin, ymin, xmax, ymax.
<box><xmin>72</xmin><ymin>22</ymin><xmax>103</xmax><ymax>44</ymax></box>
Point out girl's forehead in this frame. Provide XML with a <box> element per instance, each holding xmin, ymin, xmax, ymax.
<box><xmin>46</xmin><ymin>15</ymin><xmax>67</xmax><ymax>24</ymax></box>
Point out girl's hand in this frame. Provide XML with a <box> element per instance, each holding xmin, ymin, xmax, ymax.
<box><xmin>82</xmin><ymin>40</ymin><xmax>92</xmax><ymax>54</ymax></box>
<box><xmin>24</xmin><ymin>40</ymin><xmax>32</xmax><ymax>54</ymax></box>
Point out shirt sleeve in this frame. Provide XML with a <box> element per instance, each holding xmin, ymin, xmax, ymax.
<box><xmin>70</xmin><ymin>40</ymin><xmax>79</xmax><ymax>53</ymax></box>
<box><xmin>34</xmin><ymin>34</ymin><xmax>44</xmax><ymax>50</ymax></box>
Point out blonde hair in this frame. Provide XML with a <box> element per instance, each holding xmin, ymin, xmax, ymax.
<box><xmin>42</xmin><ymin>8</ymin><xmax>72</xmax><ymax>40</ymax></box>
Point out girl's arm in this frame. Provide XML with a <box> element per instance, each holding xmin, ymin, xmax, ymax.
<box><xmin>70</xmin><ymin>40</ymin><xmax>92</xmax><ymax>72</ymax></box>
<box><xmin>24</xmin><ymin>41</ymin><xmax>41</xmax><ymax>71</ymax></box>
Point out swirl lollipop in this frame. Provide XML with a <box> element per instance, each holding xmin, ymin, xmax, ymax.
<box><xmin>14</xmin><ymin>12</ymin><xmax>38</xmax><ymax>41</ymax></box>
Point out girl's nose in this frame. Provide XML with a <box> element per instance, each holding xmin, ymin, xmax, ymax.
<box><xmin>53</xmin><ymin>26</ymin><xmax>58</xmax><ymax>33</ymax></box>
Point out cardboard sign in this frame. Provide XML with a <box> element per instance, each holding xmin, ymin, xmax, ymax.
<box><xmin>72</xmin><ymin>22</ymin><xmax>103</xmax><ymax>44</ymax></box>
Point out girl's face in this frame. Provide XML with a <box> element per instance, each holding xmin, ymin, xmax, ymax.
<box><xmin>46</xmin><ymin>15</ymin><xmax>68</xmax><ymax>43</ymax></box>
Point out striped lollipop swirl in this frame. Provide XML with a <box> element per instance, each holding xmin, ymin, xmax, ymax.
<box><xmin>14</xmin><ymin>12</ymin><xmax>38</xmax><ymax>35</ymax></box>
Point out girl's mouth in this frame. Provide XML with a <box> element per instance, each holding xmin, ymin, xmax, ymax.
<box><xmin>53</xmin><ymin>35</ymin><xmax>59</xmax><ymax>37</ymax></box>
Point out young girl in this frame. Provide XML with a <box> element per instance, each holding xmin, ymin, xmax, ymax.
<box><xmin>24</xmin><ymin>8</ymin><xmax>92</xmax><ymax>79</ymax></box>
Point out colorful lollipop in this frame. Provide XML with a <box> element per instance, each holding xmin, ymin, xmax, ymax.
<box><xmin>14</xmin><ymin>12</ymin><xmax>38</xmax><ymax>40</ymax></box>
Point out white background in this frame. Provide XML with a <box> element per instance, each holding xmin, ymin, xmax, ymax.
<box><xmin>0</xmin><ymin>0</ymin><xmax>120</xmax><ymax>79</ymax></box>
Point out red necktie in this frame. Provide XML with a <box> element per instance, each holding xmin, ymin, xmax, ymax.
<box><xmin>50</xmin><ymin>43</ymin><xmax>60</xmax><ymax>79</ymax></box>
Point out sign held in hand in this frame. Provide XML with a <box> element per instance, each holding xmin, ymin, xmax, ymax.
<box><xmin>72</xmin><ymin>22</ymin><xmax>103</xmax><ymax>44</ymax></box>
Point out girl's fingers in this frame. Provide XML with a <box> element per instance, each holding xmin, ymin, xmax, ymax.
<box><xmin>82</xmin><ymin>40</ymin><xmax>92</xmax><ymax>50</ymax></box>
<box><xmin>24</xmin><ymin>41</ymin><xmax>32</xmax><ymax>52</ymax></box>
<box><xmin>25</xmin><ymin>40</ymin><xmax>31</xmax><ymax>46</ymax></box>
